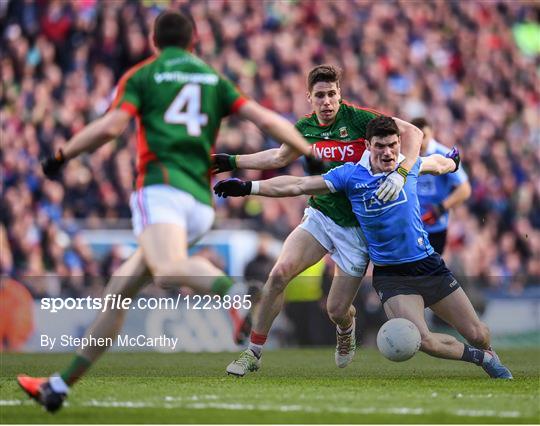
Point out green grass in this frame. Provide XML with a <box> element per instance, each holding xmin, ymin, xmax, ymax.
<box><xmin>1</xmin><ymin>349</ymin><xmax>539</xmax><ymax>424</ymax></box>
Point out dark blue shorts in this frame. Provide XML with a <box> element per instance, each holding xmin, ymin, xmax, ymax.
<box><xmin>372</xmin><ymin>253</ymin><xmax>460</xmax><ymax>307</ymax></box>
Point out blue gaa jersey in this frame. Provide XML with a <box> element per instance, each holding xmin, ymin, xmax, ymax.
<box><xmin>418</xmin><ymin>139</ymin><xmax>468</xmax><ymax>233</ymax></box>
<box><xmin>323</xmin><ymin>152</ymin><xmax>434</xmax><ymax>265</ymax></box>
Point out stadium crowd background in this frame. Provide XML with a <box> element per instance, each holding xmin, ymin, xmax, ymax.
<box><xmin>1</xmin><ymin>0</ymin><xmax>539</xmax><ymax>308</ymax></box>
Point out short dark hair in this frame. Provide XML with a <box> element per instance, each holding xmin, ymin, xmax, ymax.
<box><xmin>307</xmin><ymin>64</ymin><xmax>342</xmax><ymax>92</ymax></box>
<box><xmin>153</xmin><ymin>10</ymin><xmax>193</xmax><ymax>50</ymax></box>
<box><xmin>366</xmin><ymin>116</ymin><xmax>400</xmax><ymax>141</ymax></box>
<box><xmin>410</xmin><ymin>117</ymin><xmax>430</xmax><ymax>130</ymax></box>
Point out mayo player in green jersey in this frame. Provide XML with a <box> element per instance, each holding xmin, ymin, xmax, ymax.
<box><xmin>17</xmin><ymin>10</ymin><xmax>313</xmax><ymax>413</ymax></box>
<box><xmin>212</xmin><ymin>65</ymin><xmax>422</xmax><ymax>376</ymax></box>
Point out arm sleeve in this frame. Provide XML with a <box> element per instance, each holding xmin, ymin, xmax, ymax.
<box><xmin>448</xmin><ymin>164</ymin><xmax>469</xmax><ymax>185</ymax></box>
<box><xmin>410</xmin><ymin>157</ymin><xmax>423</xmax><ymax>178</ymax></box>
<box><xmin>217</xmin><ymin>75</ymin><xmax>248</xmax><ymax>117</ymax></box>
<box><xmin>110</xmin><ymin>71</ymin><xmax>142</xmax><ymax>117</ymax></box>
<box><xmin>322</xmin><ymin>163</ymin><xmax>354</xmax><ymax>193</ymax></box>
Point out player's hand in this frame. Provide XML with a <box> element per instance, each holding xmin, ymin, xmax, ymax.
<box><xmin>376</xmin><ymin>167</ymin><xmax>407</xmax><ymax>202</ymax></box>
<box><xmin>211</xmin><ymin>154</ymin><xmax>237</xmax><ymax>174</ymax></box>
<box><xmin>421</xmin><ymin>203</ymin><xmax>446</xmax><ymax>225</ymax></box>
<box><xmin>445</xmin><ymin>146</ymin><xmax>460</xmax><ymax>172</ymax></box>
<box><xmin>41</xmin><ymin>150</ymin><xmax>66</xmax><ymax>179</ymax></box>
<box><xmin>213</xmin><ymin>178</ymin><xmax>252</xmax><ymax>198</ymax></box>
<box><xmin>303</xmin><ymin>155</ymin><xmax>326</xmax><ymax>175</ymax></box>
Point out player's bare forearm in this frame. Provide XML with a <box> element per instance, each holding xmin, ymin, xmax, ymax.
<box><xmin>393</xmin><ymin>117</ymin><xmax>422</xmax><ymax>171</ymax></box>
<box><xmin>258</xmin><ymin>175</ymin><xmax>329</xmax><ymax>197</ymax></box>
<box><xmin>62</xmin><ymin>110</ymin><xmax>131</xmax><ymax>160</ymax></box>
<box><xmin>420</xmin><ymin>154</ymin><xmax>456</xmax><ymax>176</ymax></box>
<box><xmin>441</xmin><ymin>181</ymin><xmax>471</xmax><ymax>210</ymax></box>
<box><xmin>236</xmin><ymin>145</ymin><xmax>300</xmax><ymax>170</ymax></box>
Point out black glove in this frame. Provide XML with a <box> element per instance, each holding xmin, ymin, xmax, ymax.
<box><xmin>303</xmin><ymin>155</ymin><xmax>326</xmax><ymax>175</ymax></box>
<box><xmin>445</xmin><ymin>146</ymin><xmax>460</xmax><ymax>172</ymax></box>
<box><xmin>41</xmin><ymin>150</ymin><xmax>66</xmax><ymax>179</ymax></box>
<box><xmin>211</xmin><ymin>153</ymin><xmax>237</xmax><ymax>174</ymax></box>
<box><xmin>213</xmin><ymin>178</ymin><xmax>252</xmax><ymax>198</ymax></box>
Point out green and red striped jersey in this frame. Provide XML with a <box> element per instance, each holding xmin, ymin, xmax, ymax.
<box><xmin>295</xmin><ymin>101</ymin><xmax>380</xmax><ymax>227</ymax></box>
<box><xmin>111</xmin><ymin>47</ymin><xmax>247</xmax><ymax>206</ymax></box>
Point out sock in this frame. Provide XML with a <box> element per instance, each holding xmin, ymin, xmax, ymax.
<box><xmin>211</xmin><ymin>275</ymin><xmax>234</xmax><ymax>297</ymax></box>
<box><xmin>248</xmin><ymin>331</ymin><xmax>267</xmax><ymax>358</ymax></box>
<box><xmin>461</xmin><ymin>344</ymin><xmax>485</xmax><ymax>366</ymax></box>
<box><xmin>49</xmin><ymin>374</ymin><xmax>69</xmax><ymax>394</ymax></box>
<box><xmin>60</xmin><ymin>354</ymin><xmax>92</xmax><ymax>386</ymax></box>
<box><xmin>248</xmin><ymin>343</ymin><xmax>263</xmax><ymax>358</ymax></box>
<box><xmin>337</xmin><ymin>322</ymin><xmax>354</xmax><ymax>335</ymax></box>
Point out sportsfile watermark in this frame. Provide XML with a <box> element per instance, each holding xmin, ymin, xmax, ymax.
<box><xmin>41</xmin><ymin>294</ymin><xmax>252</xmax><ymax>313</ymax></box>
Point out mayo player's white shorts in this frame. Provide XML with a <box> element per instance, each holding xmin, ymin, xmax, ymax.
<box><xmin>299</xmin><ymin>207</ymin><xmax>369</xmax><ymax>277</ymax></box>
<box><xmin>130</xmin><ymin>184</ymin><xmax>215</xmax><ymax>245</ymax></box>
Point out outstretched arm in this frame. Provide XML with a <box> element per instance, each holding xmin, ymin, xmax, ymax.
<box><xmin>62</xmin><ymin>109</ymin><xmax>132</xmax><ymax>160</ymax></box>
<box><xmin>237</xmin><ymin>144</ymin><xmax>301</xmax><ymax>170</ymax></box>
<box><xmin>41</xmin><ymin>109</ymin><xmax>132</xmax><ymax>178</ymax></box>
<box><xmin>420</xmin><ymin>149</ymin><xmax>460</xmax><ymax>175</ymax></box>
<box><xmin>212</xmin><ymin>144</ymin><xmax>300</xmax><ymax>174</ymax></box>
<box><xmin>258</xmin><ymin>175</ymin><xmax>330</xmax><ymax>197</ymax></box>
<box><xmin>213</xmin><ymin>175</ymin><xmax>330</xmax><ymax>198</ymax></box>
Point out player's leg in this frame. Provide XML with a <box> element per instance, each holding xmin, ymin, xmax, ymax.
<box><xmin>132</xmin><ymin>185</ymin><xmax>233</xmax><ymax>296</ymax></box>
<box><xmin>430</xmin><ymin>287</ymin><xmax>489</xmax><ymax>348</ymax></box>
<box><xmin>17</xmin><ymin>249</ymin><xmax>151</xmax><ymax>412</ymax></box>
<box><xmin>327</xmin><ymin>266</ymin><xmax>362</xmax><ymax>367</ymax></box>
<box><xmin>327</xmin><ymin>266</ymin><xmax>360</xmax><ymax>330</ymax></box>
<box><xmin>139</xmin><ymin>223</ymin><xmax>228</xmax><ymax>293</ymax></box>
<box><xmin>325</xmin><ymin>223</ymin><xmax>368</xmax><ymax>367</ymax></box>
<box><xmin>139</xmin><ymin>220</ymin><xmax>249</xmax><ymax>343</ymax></box>
<box><xmin>430</xmin><ymin>288</ymin><xmax>512</xmax><ymax>378</ymax></box>
<box><xmin>252</xmin><ymin>226</ymin><xmax>327</xmax><ymax>339</ymax></box>
<box><xmin>383</xmin><ymin>294</ymin><xmax>466</xmax><ymax>360</ymax></box>
<box><xmin>226</xmin><ymin>226</ymin><xmax>327</xmax><ymax>376</ymax></box>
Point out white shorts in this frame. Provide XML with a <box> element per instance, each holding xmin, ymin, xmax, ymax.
<box><xmin>299</xmin><ymin>207</ymin><xmax>369</xmax><ymax>277</ymax></box>
<box><xmin>129</xmin><ymin>184</ymin><xmax>215</xmax><ymax>245</ymax></box>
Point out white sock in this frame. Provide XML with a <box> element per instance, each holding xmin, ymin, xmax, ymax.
<box><xmin>49</xmin><ymin>374</ymin><xmax>69</xmax><ymax>394</ymax></box>
<box><xmin>337</xmin><ymin>321</ymin><xmax>354</xmax><ymax>335</ymax></box>
<box><xmin>482</xmin><ymin>351</ymin><xmax>493</xmax><ymax>364</ymax></box>
<box><xmin>248</xmin><ymin>343</ymin><xmax>263</xmax><ymax>358</ymax></box>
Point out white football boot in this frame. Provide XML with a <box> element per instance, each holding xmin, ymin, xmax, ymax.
<box><xmin>226</xmin><ymin>349</ymin><xmax>261</xmax><ymax>377</ymax></box>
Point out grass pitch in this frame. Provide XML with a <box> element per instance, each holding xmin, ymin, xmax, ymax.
<box><xmin>1</xmin><ymin>348</ymin><xmax>539</xmax><ymax>424</ymax></box>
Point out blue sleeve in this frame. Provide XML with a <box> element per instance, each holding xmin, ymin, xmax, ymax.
<box><xmin>322</xmin><ymin>163</ymin><xmax>354</xmax><ymax>193</ymax></box>
<box><xmin>448</xmin><ymin>164</ymin><xmax>468</xmax><ymax>186</ymax></box>
<box><xmin>409</xmin><ymin>157</ymin><xmax>423</xmax><ymax>178</ymax></box>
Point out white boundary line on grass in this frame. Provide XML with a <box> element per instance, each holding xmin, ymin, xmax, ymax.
<box><xmin>1</xmin><ymin>398</ymin><xmax>522</xmax><ymax>418</ymax></box>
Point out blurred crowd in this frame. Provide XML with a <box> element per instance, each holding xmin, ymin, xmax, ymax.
<box><xmin>1</xmin><ymin>0</ymin><xmax>539</xmax><ymax>299</ymax></box>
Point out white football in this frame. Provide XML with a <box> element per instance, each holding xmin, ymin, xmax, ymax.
<box><xmin>377</xmin><ymin>318</ymin><xmax>421</xmax><ymax>362</ymax></box>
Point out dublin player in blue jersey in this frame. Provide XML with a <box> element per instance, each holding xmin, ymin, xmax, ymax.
<box><xmin>411</xmin><ymin>117</ymin><xmax>471</xmax><ymax>254</ymax></box>
<box><xmin>214</xmin><ymin>116</ymin><xmax>512</xmax><ymax>379</ymax></box>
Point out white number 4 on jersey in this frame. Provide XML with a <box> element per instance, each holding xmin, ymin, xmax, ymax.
<box><xmin>164</xmin><ymin>83</ymin><xmax>208</xmax><ymax>136</ymax></box>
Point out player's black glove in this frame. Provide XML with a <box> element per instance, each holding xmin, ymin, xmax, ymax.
<box><xmin>421</xmin><ymin>203</ymin><xmax>446</xmax><ymax>225</ymax></box>
<box><xmin>445</xmin><ymin>146</ymin><xmax>460</xmax><ymax>172</ymax></box>
<box><xmin>213</xmin><ymin>178</ymin><xmax>252</xmax><ymax>198</ymax></box>
<box><xmin>302</xmin><ymin>155</ymin><xmax>326</xmax><ymax>175</ymax></box>
<box><xmin>41</xmin><ymin>150</ymin><xmax>66</xmax><ymax>179</ymax></box>
<box><xmin>211</xmin><ymin>153</ymin><xmax>237</xmax><ymax>174</ymax></box>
